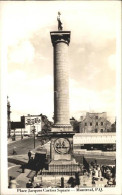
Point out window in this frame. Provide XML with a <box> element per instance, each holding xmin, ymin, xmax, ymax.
<box><xmin>96</xmin><ymin>122</ymin><xmax>98</xmax><ymax>126</ymax></box>
<box><xmin>96</xmin><ymin>116</ymin><xmax>98</xmax><ymax>119</ymax></box>
<box><xmin>95</xmin><ymin>129</ymin><xmax>98</xmax><ymax>133</ymax></box>
<box><xmin>90</xmin><ymin>122</ymin><xmax>92</xmax><ymax>126</ymax></box>
<box><xmin>101</xmin><ymin>122</ymin><xmax>103</xmax><ymax>126</ymax></box>
<box><xmin>85</xmin><ymin>123</ymin><xmax>87</xmax><ymax>126</ymax></box>
<box><xmin>101</xmin><ymin>129</ymin><xmax>103</xmax><ymax>133</ymax></box>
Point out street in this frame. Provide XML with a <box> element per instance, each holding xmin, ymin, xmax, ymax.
<box><xmin>7</xmin><ymin>136</ymin><xmax>47</xmax><ymax>187</ymax></box>
<box><xmin>8</xmin><ymin>165</ymin><xmax>21</xmax><ymax>178</ymax></box>
<box><xmin>8</xmin><ymin>137</ymin><xmax>41</xmax><ymax>156</ymax></box>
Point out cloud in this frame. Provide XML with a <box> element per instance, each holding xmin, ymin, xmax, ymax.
<box><xmin>69</xmin><ymin>38</ymin><xmax>116</xmax><ymax>92</ymax></box>
<box><xmin>8</xmin><ymin>40</ymin><xmax>35</xmax><ymax>64</ymax></box>
<box><xmin>8</xmin><ymin>74</ymin><xmax>53</xmax><ymax>121</ymax></box>
<box><xmin>7</xmin><ymin>27</ymin><xmax>53</xmax><ymax>79</ymax></box>
<box><xmin>69</xmin><ymin>79</ymin><xmax>115</xmax><ymax>121</ymax></box>
<box><xmin>8</xmin><ymin>70</ymin><xmax>27</xmax><ymax>80</ymax></box>
<box><xmin>2</xmin><ymin>1</ymin><xmax>118</xmax><ymax>46</ymax></box>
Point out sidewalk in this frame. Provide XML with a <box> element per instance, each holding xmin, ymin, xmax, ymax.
<box><xmin>16</xmin><ymin>169</ymin><xmax>31</xmax><ymax>188</ymax></box>
<box><xmin>14</xmin><ymin>173</ymin><xmax>107</xmax><ymax>188</ymax></box>
<box><xmin>8</xmin><ymin>154</ymin><xmax>29</xmax><ymax>165</ymax></box>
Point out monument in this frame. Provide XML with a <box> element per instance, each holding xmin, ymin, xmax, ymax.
<box><xmin>49</xmin><ymin>13</ymin><xmax>80</xmax><ymax>174</ymax></box>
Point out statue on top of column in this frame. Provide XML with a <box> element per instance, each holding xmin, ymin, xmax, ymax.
<box><xmin>57</xmin><ymin>12</ymin><xmax>63</xmax><ymax>31</ymax></box>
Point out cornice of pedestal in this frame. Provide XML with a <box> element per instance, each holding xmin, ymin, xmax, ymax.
<box><xmin>51</xmin><ymin>124</ymin><xmax>73</xmax><ymax>133</ymax></box>
<box><xmin>53</xmin><ymin>124</ymin><xmax>72</xmax><ymax>128</ymax></box>
<box><xmin>50</xmin><ymin>31</ymin><xmax>71</xmax><ymax>46</ymax></box>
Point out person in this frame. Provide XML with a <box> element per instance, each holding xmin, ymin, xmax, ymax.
<box><xmin>26</xmin><ymin>179</ymin><xmax>33</xmax><ymax>188</ymax></box>
<box><xmin>8</xmin><ymin>176</ymin><xmax>14</xmax><ymax>188</ymax></box>
<box><xmin>34</xmin><ymin>183</ymin><xmax>40</xmax><ymax>188</ymax></box>
<box><xmin>21</xmin><ymin>164</ymin><xmax>25</xmax><ymax>173</ymax></box>
<box><xmin>9</xmin><ymin>177</ymin><xmax>18</xmax><ymax>188</ymax></box>
<box><xmin>28</xmin><ymin>150</ymin><xmax>32</xmax><ymax>160</ymax></box>
<box><xmin>92</xmin><ymin>178</ymin><xmax>96</xmax><ymax>187</ymax></box>
<box><xmin>13</xmin><ymin>147</ymin><xmax>17</xmax><ymax>155</ymax></box>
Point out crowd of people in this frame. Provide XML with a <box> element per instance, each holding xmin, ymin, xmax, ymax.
<box><xmin>83</xmin><ymin>160</ymin><xmax>116</xmax><ymax>187</ymax></box>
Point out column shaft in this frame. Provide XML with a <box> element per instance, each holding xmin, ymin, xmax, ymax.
<box><xmin>54</xmin><ymin>42</ymin><xmax>70</xmax><ymax>125</ymax></box>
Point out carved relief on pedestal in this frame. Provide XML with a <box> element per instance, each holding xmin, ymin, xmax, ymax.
<box><xmin>54</xmin><ymin>138</ymin><xmax>71</xmax><ymax>154</ymax></box>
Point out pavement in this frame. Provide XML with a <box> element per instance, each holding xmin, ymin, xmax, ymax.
<box><xmin>8</xmin><ymin>166</ymin><xmax>31</xmax><ymax>188</ymax></box>
<box><xmin>8</xmin><ymin>154</ymin><xmax>29</xmax><ymax>166</ymax></box>
<box><xmin>9</xmin><ymin>169</ymin><xmax>108</xmax><ymax>188</ymax></box>
<box><xmin>7</xmin><ymin>139</ymin><xmax>111</xmax><ymax>188</ymax></box>
<box><xmin>8</xmin><ymin>138</ymin><xmax>48</xmax><ymax>188</ymax></box>
<box><xmin>16</xmin><ymin>169</ymin><xmax>31</xmax><ymax>188</ymax></box>
<box><xmin>8</xmin><ymin>153</ymin><xmax>36</xmax><ymax>188</ymax></box>
<box><xmin>25</xmin><ymin>173</ymin><xmax>108</xmax><ymax>188</ymax></box>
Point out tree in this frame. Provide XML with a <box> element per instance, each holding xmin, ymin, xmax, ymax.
<box><xmin>39</xmin><ymin>114</ymin><xmax>53</xmax><ymax>141</ymax></box>
<box><xmin>111</xmin><ymin>121</ymin><xmax>116</xmax><ymax>132</ymax></box>
<box><xmin>70</xmin><ymin>117</ymin><xmax>80</xmax><ymax>133</ymax></box>
<box><xmin>40</xmin><ymin>114</ymin><xmax>52</xmax><ymax>134</ymax></box>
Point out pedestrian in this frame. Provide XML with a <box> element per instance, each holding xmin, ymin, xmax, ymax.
<box><xmin>26</xmin><ymin>179</ymin><xmax>33</xmax><ymax>188</ymax></box>
<box><xmin>28</xmin><ymin>150</ymin><xmax>32</xmax><ymax>160</ymax></box>
<box><xmin>92</xmin><ymin>178</ymin><xmax>96</xmax><ymax>187</ymax></box>
<box><xmin>34</xmin><ymin>183</ymin><xmax>40</xmax><ymax>188</ymax></box>
<box><xmin>13</xmin><ymin>147</ymin><xmax>17</xmax><ymax>155</ymax></box>
<box><xmin>21</xmin><ymin>164</ymin><xmax>25</xmax><ymax>173</ymax></box>
<box><xmin>9</xmin><ymin>177</ymin><xmax>17</xmax><ymax>188</ymax></box>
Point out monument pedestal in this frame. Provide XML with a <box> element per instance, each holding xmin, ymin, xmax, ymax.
<box><xmin>49</xmin><ymin>159</ymin><xmax>80</xmax><ymax>175</ymax></box>
<box><xmin>48</xmin><ymin>130</ymin><xmax>80</xmax><ymax>175</ymax></box>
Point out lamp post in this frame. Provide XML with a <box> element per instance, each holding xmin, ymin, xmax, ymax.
<box><xmin>21</xmin><ymin>128</ymin><xmax>23</xmax><ymax>140</ymax></box>
<box><xmin>13</xmin><ymin>128</ymin><xmax>16</xmax><ymax>141</ymax></box>
<box><xmin>32</xmin><ymin>125</ymin><xmax>36</xmax><ymax>149</ymax></box>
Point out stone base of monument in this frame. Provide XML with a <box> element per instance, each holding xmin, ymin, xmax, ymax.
<box><xmin>49</xmin><ymin>159</ymin><xmax>80</xmax><ymax>174</ymax></box>
<box><xmin>40</xmin><ymin>159</ymin><xmax>80</xmax><ymax>175</ymax></box>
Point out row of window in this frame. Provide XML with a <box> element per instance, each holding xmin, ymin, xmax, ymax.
<box><xmin>82</xmin><ymin>129</ymin><xmax>110</xmax><ymax>133</ymax></box>
<box><xmin>85</xmin><ymin>129</ymin><xmax>108</xmax><ymax>132</ymax></box>
<box><xmin>85</xmin><ymin>122</ymin><xmax>103</xmax><ymax>126</ymax></box>
<box><xmin>95</xmin><ymin>129</ymin><xmax>103</xmax><ymax>132</ymax></box>
<box><xmin>94</xmin><ymin>129</ymin><xmax>110</xmax><ymax>133</ymax></box>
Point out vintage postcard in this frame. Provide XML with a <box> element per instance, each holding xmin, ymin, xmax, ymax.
<box><xmin>0</xmin><ymin>1</ymin><xmax>121</xmax><ymax>195</ymax></box>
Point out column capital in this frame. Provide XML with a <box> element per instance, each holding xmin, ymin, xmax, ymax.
<box><xmin>50</xmin><ymin>31</ymin><xmax>71</xmax><ymax>46</ymax></box>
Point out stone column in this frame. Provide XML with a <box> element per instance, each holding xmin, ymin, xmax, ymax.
<box><xmin>50</xmin><ymin>31</ymin><xmax>71</xmax><ymax>129</ymax></box>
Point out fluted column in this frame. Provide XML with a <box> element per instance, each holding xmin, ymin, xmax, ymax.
<box><xmin>50</xmin><ymin>31</ymin><xmax>71</xmax><ymax>128</ymax></box>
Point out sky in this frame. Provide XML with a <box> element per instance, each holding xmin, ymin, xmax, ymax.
<box><xmin>1</xmin><ymin>1</ymin><xmax>120</xmax><ymax>122</ymax></box>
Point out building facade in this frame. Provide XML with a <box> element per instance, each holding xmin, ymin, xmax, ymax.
<box><xmin>24</xmin><ymin>114</ymin><xmax>42</xmax><ymax>135</ymax></box>
<box><xmin>11</xmin><ymin>114</ymin><xmax>43</xmax><ymax>136</ymax></box>
<box><xmin>79</xmin><ymin>112</ymin><xmax>111</xmax><ymax>133</ymax></box>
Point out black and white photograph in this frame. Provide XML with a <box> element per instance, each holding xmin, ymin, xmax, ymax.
<box><xmin>0</xmin><ymin>1</ymin><xmax>121</xmax><ymax>194</ymax></box>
